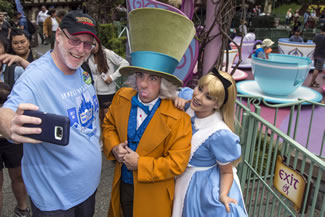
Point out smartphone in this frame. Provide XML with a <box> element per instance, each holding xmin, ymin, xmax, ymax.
<box><xmin>101</xmin><ymin>73</ymin><xmax>108</xmax><ymax>81</ymax></box>
<box><xmin>23</xmin><ymin>110</ymin><xmax>70</xmax><ymax>146</ymax></box>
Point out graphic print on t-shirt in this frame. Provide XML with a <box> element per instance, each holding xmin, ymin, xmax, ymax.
<box><xmin>67</xmin><ymin>88</ymin><xmax>99</xmax><ymax>139</ymax></box>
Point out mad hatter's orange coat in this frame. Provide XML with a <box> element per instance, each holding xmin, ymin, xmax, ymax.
<box><xmin>102</xmin><ymin>87</ymin><xmax>192</xmax><ymax>217</ymax></box>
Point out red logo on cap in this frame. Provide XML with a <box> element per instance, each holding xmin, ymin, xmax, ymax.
<box><xmin>79</xmin><ymin>21</ymin><xmax>94</xmax><ymax>26</ymax></box>
<box><xmin>76</xmin><ymin>17</ymin><xmax>94</xmax><ymax>26</ymax></box>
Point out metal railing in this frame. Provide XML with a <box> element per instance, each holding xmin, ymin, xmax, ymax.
<box><xmin>235</xmin><ymin>96</ymin><xmax>325</xmax><ymax>217</ymax></box>
<box><xmin>236</xmin><ymin>95</ymin><xmax>325</xmax><ymax>158</ymax></box>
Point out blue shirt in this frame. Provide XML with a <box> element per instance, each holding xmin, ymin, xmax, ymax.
<box><xmin>0</xmin><ymin>64</ymin><xmax>24</xmax><ymax>83</ymax></box>
<box><xmin>289</xmin><ymin>35</ymin><xmax>304</xmax><ymax>43</ymax></box>
<box><xmin>19</xmin><ymin>16</ymin><xmax>30</xmax><ymax>37</ymax></box>
<box><xmin>254</xmin><ymin>47</ymin><xmax>266</xmax><ymax>59</ymax></box>
<box><xmin>4</xmin><ymin>51</ymin><xmax>102</xmax><ymax>211</ymax></box>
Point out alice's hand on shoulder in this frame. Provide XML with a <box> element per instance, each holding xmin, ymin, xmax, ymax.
<box><xmin>174</xmin><ymin>96</ymin><xmax>190</xmax><ymax>111</ymax></box>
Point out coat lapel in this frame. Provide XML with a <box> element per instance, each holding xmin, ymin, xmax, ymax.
<box><xmin>117</xmin><ymin>89</ymin><xmax>134</xmax><ymax>143</ymax></box>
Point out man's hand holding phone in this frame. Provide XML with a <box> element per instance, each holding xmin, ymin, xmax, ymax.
<box><xmin>9</xmin><ymin>103</ymin><xmax>70</xmax><ymax>146</ymax></box>
<box><xmin>10</xmin><ymin>103</ymin><xmax>42</xmax><ymax>144</ymax></box>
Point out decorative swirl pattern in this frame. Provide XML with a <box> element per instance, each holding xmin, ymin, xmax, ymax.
<box><xmin>174</xmin><ymin>39</ymin><xmax>199</xmax><ymax>81</ymax></box>
<box><xmin>288</xmin><ymin>48</ymin><xmax>304</xmax><ymax>56</ymax></box>
<box><xmin>278</xmin><ymin>39</ymin><xmax>315</xmax><ymax>59</ymax></box>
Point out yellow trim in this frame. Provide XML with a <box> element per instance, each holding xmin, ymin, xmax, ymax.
<box><xmin>278</xmin><ymin>42</ymin><xmax>315</xmax><ymax>48</ymax></box>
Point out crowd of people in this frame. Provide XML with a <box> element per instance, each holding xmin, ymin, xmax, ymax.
<box><xmin>0</xmin><ymin>5</ymin><xmax>66</xmax><ymax>50</ymax></box>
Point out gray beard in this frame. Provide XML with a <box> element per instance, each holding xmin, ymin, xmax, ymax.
<box><xmin>57</xmin><ymin>41</ymin><xmax>90</xmax><ymax>70</ymax></box>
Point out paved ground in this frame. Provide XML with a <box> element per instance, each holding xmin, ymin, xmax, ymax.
<box><xmin>2</xmin><ymin>154</ymin><xmax>114</xmax><ymax>217</ymax></box>
<box><xmin>1</xmin><ymin>42</ymin><xmax>114</xmax><ymax>217</ymax></box>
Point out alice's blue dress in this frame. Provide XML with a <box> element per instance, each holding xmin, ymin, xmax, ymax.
<box><xmin>172</xmin><ymin>107</ymin><xmax>248</xmax><ymax>217</ymax></box>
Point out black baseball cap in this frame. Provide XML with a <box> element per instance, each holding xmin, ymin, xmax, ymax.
<box><xmin>60</xmin><ymin>11</ymin><xmax>99</xmax><ymax>42</ymax></box>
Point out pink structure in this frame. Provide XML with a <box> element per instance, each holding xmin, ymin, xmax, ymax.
<box><xmin>202</xmin><ymin>0</ymin><xmax>221</xmax><ymax>75</ymax></box>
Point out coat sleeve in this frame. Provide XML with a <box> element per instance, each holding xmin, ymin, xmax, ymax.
<box><xmin>137</xmin><ymin>113</ymin><xmax>192</xmax><ymax>182</ymax></box>
<box><xmin>102</xmin><ymin>88</ymin><xmax>123</xmax><ymax>160</ymax></box>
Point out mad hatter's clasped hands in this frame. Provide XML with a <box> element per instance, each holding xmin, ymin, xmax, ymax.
<box><xmin>112</xmin><ymin>141</ymin><xmax>139</xmax><ymax>170</ymax></box>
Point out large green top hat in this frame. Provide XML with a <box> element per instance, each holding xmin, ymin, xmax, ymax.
<box><xmin>120</xmin><ymin>8</ymin><xmax>196</xmax><ymax>87</ymax></box>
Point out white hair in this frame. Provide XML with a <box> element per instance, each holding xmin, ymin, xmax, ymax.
<box><xmin>124</xmin><ymin>74</ymin><xmax>178</xmax><ymax>99</ymax></box>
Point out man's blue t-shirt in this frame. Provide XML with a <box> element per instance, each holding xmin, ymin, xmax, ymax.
<box><xmin>4</xmin><ymin>51</ymin><xmax>102</xmax><ymax>211</ymax></box>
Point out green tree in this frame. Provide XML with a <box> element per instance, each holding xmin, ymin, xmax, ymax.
<box><xmin>83</xmin><ymin>0</ymin><xmax>125</xmax><ymax>24</ymax></box>
<box><xmin>0</xmin><ymin>0</ymin><xmax>14</xmax><ymax>17</ymax></box>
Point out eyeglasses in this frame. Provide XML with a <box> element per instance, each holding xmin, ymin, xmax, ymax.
<box><xmin>61</xmin><ymin>29</ymin><xmax>95</xmax><ymax>50</ymax></box>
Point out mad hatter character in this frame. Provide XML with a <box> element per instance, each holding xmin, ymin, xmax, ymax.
<box><xmin>102</xmin><ymin>8</ymin><xmax>196</xmax><ymax>217</ymax></box>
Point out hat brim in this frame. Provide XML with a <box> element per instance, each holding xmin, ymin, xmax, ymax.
<box><xmin>68</xmin><ymin>28</ymin><xmax>100</xmax><ymax>42</ymax></box>
<box><xmin>120</xmin><ymin>66</ymin><xmax>183</xmax><ymax>87</ymax></box>
<box><xmin>262</xmin><ymin>41</ymin><xmax>274</xmax><ymax>48</ymax></box>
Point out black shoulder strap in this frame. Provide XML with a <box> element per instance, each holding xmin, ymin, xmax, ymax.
<box><xmin>81</xmin><ymin>62</ymin><xmax>94</xmax><ymax>85</ymax></box>
<box><xmin>3</xmin><ymin>64</ymin><xmax>17</xmax><ymax>89</ymax></box>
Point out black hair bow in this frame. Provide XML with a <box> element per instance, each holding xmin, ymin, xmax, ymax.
<box><xmin>212</xmin><ymin>68</ymin><xmax>232</xmax><ymax>105</ymax></box>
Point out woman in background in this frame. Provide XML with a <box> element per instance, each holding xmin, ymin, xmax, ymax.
<box><xmin>43</xmin><ymin>9</ymin><xmax>60</xmax><ymax>49</ymax></box>
<box><xmin>87</xmin><ymin>41</ymin><xmax>129</xmax><ymax>121</ymax></box>
<box><xmin>285</xmin><ymin>8</ymin><xmax>292</xmax><ymax>27</ymax></box>
<box><xmin>9</xmin><ymin>28</ymin><xmax>38</xmax><ymax>63</ymax></box>
<box><xmin>0</xmin><ymin>34</ymin><xmax>30</xmax><ymax>217</ymax></box>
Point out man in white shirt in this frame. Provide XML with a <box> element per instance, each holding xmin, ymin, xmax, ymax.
<box><xmin>36</xmin><ymin>5</ymin><xmax>49</xmax><ymax>44</ymax></box>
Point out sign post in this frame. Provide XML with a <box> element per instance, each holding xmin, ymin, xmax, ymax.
<box><xmin>273</xmin><ymin>155</ymin><xmax>308</xmax><ymax>213</ymax></box>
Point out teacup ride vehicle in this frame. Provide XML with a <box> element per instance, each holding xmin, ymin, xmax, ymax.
<box><xmin>278</xmin><ymin>38</ymin><xmax>325</xmax><ymax>69</ymax></box>
<box><xmin>230</xmin><ymin>36</ymin><xmax>262</xmax><ymax>69</ymax></box>
<box><xmin>236</xmin><ymin>54</ymin><xmax>323</xmax><ymax>104</ymax></box>
<box><xmin>222</xmin><ymin>49</ymin><xmax>248</xmax><ymax>81</ymax></box>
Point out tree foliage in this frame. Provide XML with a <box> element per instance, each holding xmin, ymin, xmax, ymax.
<box><xmin>98</xmin><ymin>23</ymin><xmax>127</xmax><ymax>58</ymax></box>
<box><xmin>0</xmin><ymin>0</ymin><xmax>14</xmax><ymax>17</ymax></box>
<box><xmin>83</xmin><ymin>0</ymin><xmax>125</xmax><ymax>24</ymax></box>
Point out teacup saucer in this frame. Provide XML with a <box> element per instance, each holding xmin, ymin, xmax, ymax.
<box><xmin>222</xmin><ymin>67</ymin><xmax>248</xmax><ymax>81</ymax></box>
<box><xmin>233</xmin><ymin>58</ymin><xmax>252</xmax><ymax>69</ymax></box>
<box><xmin>237</xmin><ymin>80</ymin><xmax>323</xmax><ymax>104</ymax></box>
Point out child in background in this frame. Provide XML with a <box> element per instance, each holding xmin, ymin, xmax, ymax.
<box><xmin>289</xmin><ymin>29</ymin><xmax>303</xmax><ymax>42</ymax></box>
<box><xmin>172</xmin><ymin>69</ymin><xmax>248</xmax><ymax>217</ymax></box>
<box><xmin>254</xmin><ymin>38</ymin><xmax>274</xmax><ymax>59</ymax></box>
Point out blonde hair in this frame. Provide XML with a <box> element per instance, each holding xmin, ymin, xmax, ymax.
<box><xmin>124</xmin><ymin>74</ymin><xmax>178</xmax><ymax>100</ymax></box>
<box><xmin>198</xmin><ymin>71</ymin><xmax>237</xmax><ymax>132</ymax></box>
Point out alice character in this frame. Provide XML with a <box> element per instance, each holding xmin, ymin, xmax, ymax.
<box><xmin>172</xmin><ymin>69</ymin><xmax>248</xmax><ymax>217</ymax></box>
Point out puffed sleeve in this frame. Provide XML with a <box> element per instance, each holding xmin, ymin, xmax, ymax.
<box><xmin>207</xmin><ymin>129</ymin><xmax>241</xmax><ymax>164</ymax></box>
<box><xmin>178</xmin><ymin>87</ymin><xmax>193</xmax><ymax>100</ymax></box>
